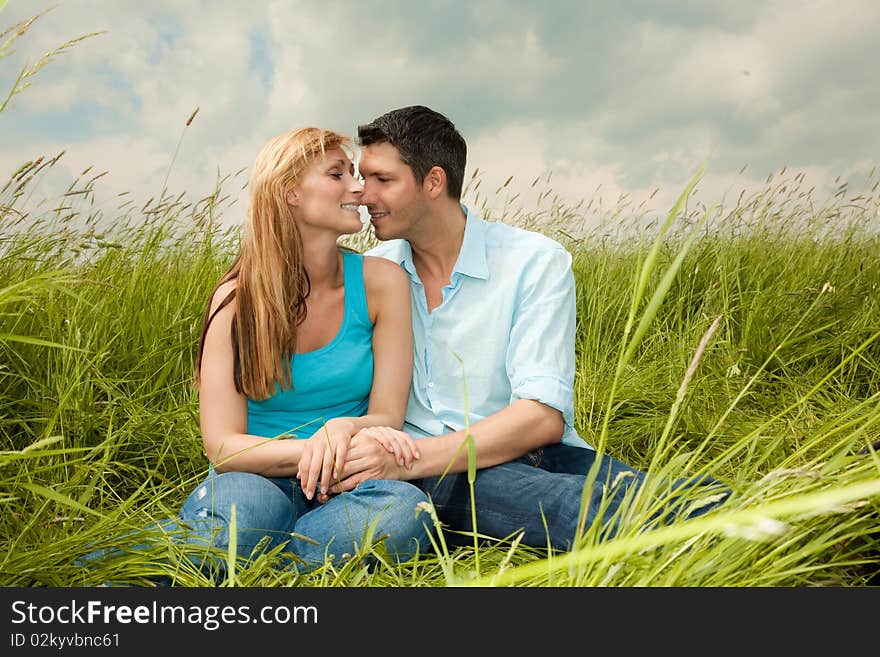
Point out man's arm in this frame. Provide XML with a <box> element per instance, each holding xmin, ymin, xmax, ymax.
<box><xmin>426</xmin><ymin>241</ymin><xmax>577</xmax><ymax>471</ymax></box>
<box><xmin>326</xmin><ymin>399</ymin><xmax>560</xmax><ymax>492</ymax></box>
<box><xmin>409</xmin><ymin>399</ymin><xmax>562</xmax><ymax>476</ymax></box>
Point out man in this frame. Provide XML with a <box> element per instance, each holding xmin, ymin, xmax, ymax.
<box><xmin>326</xmin><ymin>105</ymin><xmax>729</xmax><ymax>550</ymax></box>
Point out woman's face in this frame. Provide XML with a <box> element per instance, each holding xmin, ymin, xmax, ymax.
<box><xmin>287</xmin><ymin>148</ymin><xmax>364</xmax><ymax>235</ymax></box>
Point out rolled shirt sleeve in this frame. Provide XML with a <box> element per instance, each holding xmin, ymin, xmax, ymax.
<box><xmin>505</xmin><ymin>245</ymin><xmax>576</xmax><ymax>428</ymax></box>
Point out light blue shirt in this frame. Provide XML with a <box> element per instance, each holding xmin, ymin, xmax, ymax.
<box><xmin>366</xmin><ymin>205</ymin><xmax>591</xmax><ymax>449</ymax></box>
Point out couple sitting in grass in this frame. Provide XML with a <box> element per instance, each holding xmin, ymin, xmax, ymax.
<box><xmin>81</xmin><ymin>105</ymin><xmax>730</xmax><ymax>580</ymax></box>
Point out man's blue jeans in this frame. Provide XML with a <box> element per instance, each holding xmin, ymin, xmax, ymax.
<box><xmin>418</xmin><ymin>443</ymin><xmax>731</xmax><ymax>550</ymax></box>
<box><xmin>80</xmin><ymin>472</ymin><xmax>432</xmax><ymax>576</ymax></box>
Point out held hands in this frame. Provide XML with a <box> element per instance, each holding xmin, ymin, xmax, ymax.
<box><xmin>296</xmin><ymin>418</ymin><xmax>356</xmax><ymax>500</ymax></box>
<box><xmin>360</xmin><ymin>426</ymin><xmax>421</xmax><ymax>470</ymax></box>
<box><xmin>322</xmin><ymin>427</ymin><xmax>421</xmax><ymax>497</ymax></box>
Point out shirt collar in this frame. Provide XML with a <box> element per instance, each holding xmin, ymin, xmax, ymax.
<box><xmin>394</xmin><ymin>204</ymin><xmax>489</xmax><ymax>281</ymax></box>
<box><xmin>395</xmin><ymin>240</ymin><xmax>417</xmax><ymax>278</ymax></box>
<box><xmin>452</xmin><ymin>204</ymin><xmax>489</xmax><ymax>280</ymax></box>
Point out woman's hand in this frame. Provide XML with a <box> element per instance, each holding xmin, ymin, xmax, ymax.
<box><xmin>357</xmin><ymin>426</ymin><xmax>421</xmax><ymax>470</ymax></box>
<box><xmin>325</xmin><ymin>428</ymin><xmax>417</xmax><ymax>494</ymax></box>
<box><xmin>297</xmin><ymin>418</ymin><xmax>356</xmax><ymax>500</ymax></box>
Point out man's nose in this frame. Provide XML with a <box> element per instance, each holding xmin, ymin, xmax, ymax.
<box><xmin>360</xmin><ymin>182</ymin><xmax>376</xmax><ymax>205</ymax></box>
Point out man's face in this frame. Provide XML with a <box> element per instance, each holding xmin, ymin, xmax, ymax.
<box><xmin>358</xmin><ymin>142</ymin><xmax>429</xmax><ymax>242</ymax></box>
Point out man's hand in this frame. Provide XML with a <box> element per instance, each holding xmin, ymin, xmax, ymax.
<box><xmin>326</xmin><ymin>429</ymin><xmax>411</xmax><ymax>494</ymax></box>
<box><xmin>297</xmin><ymin>418</ymin><xmax>355</xmax><ymax>500</ymax></box>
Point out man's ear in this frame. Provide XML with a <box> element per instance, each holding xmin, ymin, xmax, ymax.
<box><xmin>423</xmin><ymin>166</ymin><xmax>446</xmax><ymax>200</ymax></box>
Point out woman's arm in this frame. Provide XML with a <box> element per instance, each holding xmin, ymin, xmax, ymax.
<box><xmin>198</xmin><ymin>281</ymin><xmax>306</xmax><ymax>476</ymax></box>
<box><xmin>361</xmin><ymin>256</ymin><xmax>414</xmax><ymax>430</ymax></box>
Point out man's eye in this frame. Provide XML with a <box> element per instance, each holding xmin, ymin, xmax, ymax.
<box><xmin>330</xmin><ymin>173</ymin><xmax>343</xmax><ymax>179</ymax></box>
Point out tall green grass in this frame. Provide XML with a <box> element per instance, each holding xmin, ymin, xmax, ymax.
<box><xmin>1</xmin><ymin>149</ymin><xmax>878</xmax><ymax>587</ymax></box>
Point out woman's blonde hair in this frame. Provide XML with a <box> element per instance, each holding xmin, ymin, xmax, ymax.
<box><xmin>195</xmin><ymin>127</ymin><xmax>351</xmax><ymax>400</ymax></box>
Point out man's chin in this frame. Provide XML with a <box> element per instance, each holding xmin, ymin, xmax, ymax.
<box><xmin>371</xmin><ymin>223</ymin><xmax>396</xmax><ymax>241</ymax></box>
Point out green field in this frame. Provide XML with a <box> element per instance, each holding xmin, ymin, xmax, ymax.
<box><xmin>1</xmin><ymin>154</ymin><xmax>878</xmax><ymax>586</ymax></box>
<box><xmin>2</xmin><ymin>8</ymin><xmax>878</xmax><ymax>587</ymax></box>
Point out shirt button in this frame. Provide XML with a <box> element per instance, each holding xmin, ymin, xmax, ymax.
<box><xmin>427</xmin><ymin>382</ymin><xmax>434</xmax><ymax>388</ymax></box>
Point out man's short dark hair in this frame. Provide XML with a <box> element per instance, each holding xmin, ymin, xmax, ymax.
<box><xmin>357</xmin><ymin>105</ymin><xmax>467</xmax><ymax>200</ymax></box>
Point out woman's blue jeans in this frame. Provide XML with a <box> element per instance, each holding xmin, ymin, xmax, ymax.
<box><xmin>80</xmin><ymin>472</ymin><xmax>432</xmax><ymax>577</ymax></box>
<box><xmin>418</xmin><ymin>442</ymin><xmax>732</xmax><ymax>550</ymax></box>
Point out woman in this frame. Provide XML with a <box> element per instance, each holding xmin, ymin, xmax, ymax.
<box><xmin>85</xmin><ymin>128</ymin><xmax>431</xmax><ymax>578</ymax></box>
<box><xmin>185</xmin><ymin>126</ymin><xmax>432</xmax><ymax>573</ymax></box>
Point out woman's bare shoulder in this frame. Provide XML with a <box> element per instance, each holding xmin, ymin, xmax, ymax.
<box><xmin>361</xmin><ymin>256</ymin><xmax>409</xmax><ymax>322</ymax></box>
<box><xmin>208</xmin><ymin>279</ymin><xmax>238</xmax><ymax>317</ymax></box>
<box><xmin>362</xmin><ymin>255</ymin><xmax>408</xmax><ymax>287</ymax></box>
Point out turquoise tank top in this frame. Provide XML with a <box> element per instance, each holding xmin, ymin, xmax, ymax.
<box><xmin>246</xmin><ymin>251</ymin><xmax>374</xmax><ymax>438</ymax></box>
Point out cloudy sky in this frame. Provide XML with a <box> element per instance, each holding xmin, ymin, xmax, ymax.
<box><xmin>1</xmin><ymin>0</ymin><xmax>878</xmax><ymax>232</ymax></box>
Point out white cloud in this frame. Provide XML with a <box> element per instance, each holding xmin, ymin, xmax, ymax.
<box><xmin>461</xmin><ymin>28</ymin><xmax>561</xmax><ymax>100</ymax></box>
<box><xmin>0</xmin><ymin>0</ymin><xmax>877</xmax><ymax>238</ymax></box>
<box><xmin>466</xmin><ymin>121</ymin><xmax>658</xmax><ymax>234</ymax></box>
